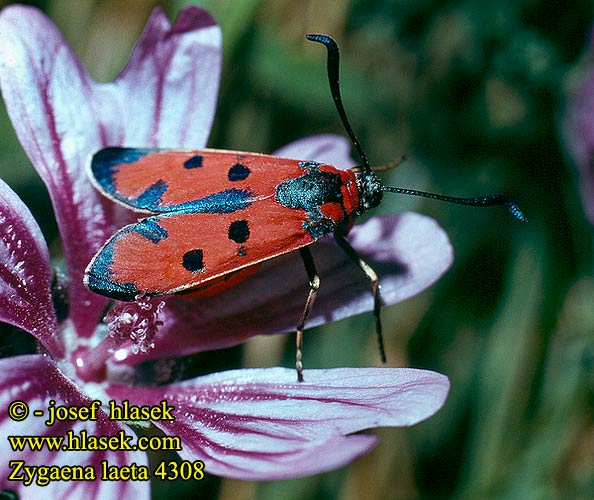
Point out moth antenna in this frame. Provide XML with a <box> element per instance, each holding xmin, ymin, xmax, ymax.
<box><xmin>382</xmin><ymin>186</ymin><xmax>527</xmax><ymax>221</ymax></box>
<box><xmin>306</xmin><ymin>34</ymin><xmax>372</xmax><ymax>172</ymax></box>
<box><xmin>374</xmin><ymin>155</ymin><xmax>408</xmax><ymax>172</ymax></box>
<box><xmin>351</xmin><ymin>156</ymin><xmax>409</xmax><ymax>173</ymax></box>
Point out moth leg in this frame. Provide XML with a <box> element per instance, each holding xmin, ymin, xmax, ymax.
<box><xmin>334</xmin><ymin>234</ymin><xmax>386</xmax><ymax>363</ymax></box>
<box><xmin>296</xmin><ymin>246</ymin><xmax>320</xmax><ymax>382</ymax></box>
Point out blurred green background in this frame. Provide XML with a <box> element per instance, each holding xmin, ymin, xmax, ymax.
<box><xmin>1</xmin><ymin>0</ymin><xmax>593</xmax><ymax>499</ymax></box>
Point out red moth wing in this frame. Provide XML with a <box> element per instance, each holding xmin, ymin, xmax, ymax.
<box><xmin>90</xmin><ymin>148</ymin><xmax>320</xmax><ymax>212</ymax></box>
<box><xmin>84</xmin><ymin>148</ymin><xmax>361</xmax><ymax>301</ymax></box>
<box><xmin>86</xmin><ymin>199</ymin><xmax>317</xmax><ymax>300</ymax></box>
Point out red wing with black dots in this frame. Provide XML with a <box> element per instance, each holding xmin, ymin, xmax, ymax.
<box><xmin>90</xmin><ymin>147</ymin><xmax>317</xmax><ymax>213</ymax></box>
<box><xmin>84</xmin><ymin>148</ymin><xmax>361</xmax><ymax>300</ymax></box>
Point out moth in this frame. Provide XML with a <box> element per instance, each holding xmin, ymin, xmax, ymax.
<box><xmin>84</xmin><ymin>35</ymin><xmax>525</xmax><ymax>381</ymax></box>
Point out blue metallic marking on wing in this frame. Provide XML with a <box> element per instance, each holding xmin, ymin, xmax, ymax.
<box><xmin>132</xmin><ymin>218</ymin><xmax>169</xmax><ymax>243</ymax></box>
<box><xmin>85</xmin><ymin>272</ymin><xmax>139</xmax><ymax>301</ymax></box>
<box><xmin>85</xmin><ymin>242</ymin><xmax>140</xmax><ymax>301</ymax></box>
<box><xmin>298</xmin><ymin>161</ymin><xmax>320</xmax><ymax>169</ymax></box>
<box><xmin>91</xmin><ymin>147</ymin><xmax>156</xmax><ymax>193</ymax></box>
<box><xmin>167</xmin><ymin>188</ymin><xmax>255</xmax><ymax>214</ymax></box>
<box><xmin>135</xmin><ymin>180</ymin><xmax>168</xmax><ymax>211</ymax></box>
<box><xmin>91</xmin><ymin>146</ymin><xmax>255</xmax><ymax>214</ymax></box>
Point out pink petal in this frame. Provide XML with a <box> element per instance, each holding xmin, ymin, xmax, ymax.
<box><xmin>0</xmin><ymin>355</ymin><xmax>148</xmax><ymax>499</ymax></box>
<box><xmin>0</xmin><ymin>181</ymin><xmax>62</xmax><ymax>357</ymax></box>
<box><xmin>273</xmin><ymin>134</ymin><xmax>357</xmax><ymax>169</ymax></box>
<box><xmin>0</xmin><ymin>6</ymin><xmax>221</xmax><ymax>337</ymax></box>
<box><xmin>107</xmin><ymin>366</ymin><xmax>449</xmax><ymax>480</ymax></box>
<box><xmin>113</xmin><ymin>6</ymin><xmax>221</xmax><ymax>148</ymax></box>
<box><xmin>562</xmin><ymin>53</ymin><xmax>594</xmax><ymax>224</ymax></box>
<box><xmin>0</xmin><ymin>5</ymin><xmax>111</xmax><ymax>337</ymax></box>
<box><xmin>115</xmin><ymin>212</ymin><xmax>452</xmax><ymax>362</ymax></box>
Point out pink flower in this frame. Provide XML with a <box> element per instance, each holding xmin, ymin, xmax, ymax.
<box><xmin>563</xmin><ymin>35</ymin><xmax>594</xmax><ymax>224</ymax></box>
<box><xmin>0</xmin><ymin>4</ymin><xmax>452</xmax><ymax>498</ymax></box>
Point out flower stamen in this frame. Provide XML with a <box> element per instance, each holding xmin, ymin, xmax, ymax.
<box><xmin>104</xmin><ymin>294</ymin><xmax>165</xmax><ymax>354</ymax></box>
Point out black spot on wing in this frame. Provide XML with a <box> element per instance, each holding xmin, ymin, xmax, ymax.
<box><xmin>183</xmin><ymin>249</ymin><xmax>205</xmax><ymax>273</ymax></box>
<box><xmin>228</xmin><ymin>163</ymin><xmax>250</xmax><ymax>181</ymax></box>
<box><xmin>228</xmin><ymin>220</ymin><xmax>249</xmax><ymax>243</ymax></box>
<box><xmin>183</xmin><ymin>155</ymin><xmax>203</xmax><ymax>169</ymax></box>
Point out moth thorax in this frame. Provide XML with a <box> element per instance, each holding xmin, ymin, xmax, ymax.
<box><xmin>357</xmin><ymin>171</ymin><xmax>383</xmax><ymax>213</ymax></box>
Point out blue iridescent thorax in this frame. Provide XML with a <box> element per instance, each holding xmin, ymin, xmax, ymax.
<box><xmin>275</xmin><ymin>161</ymin><xmax>350</xmax><ymax>239</ymax></box>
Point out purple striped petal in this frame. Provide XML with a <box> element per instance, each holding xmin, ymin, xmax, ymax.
<box><xmin>113</xmin><ymin>7</ymin><xmax>221</xmax><ymax>148</ymax></box>
<box><xmin>0</xmin><ymin>181</ymin><xmax>61</xmax><ymax>356</ymax></box>
<box><xmin>113</xmin><ymin>211</ymin><xmax>451</xmax><ymax>362</ymax></box>
<box><xmin>0</xmin><ymin>355</ymin><xmax>148</xmax><ymax>499</ymax></box>
<box><xmin>107</xmin><ymin>367</ymin><xmax>449</xmax><ymax>480</ymax></box>
<box><xmin>0</xmin><ymin>6</ymin><xmax>221</xmax><ymax>337</ymax></box>
<box><xmin>0</xmin><ymin>5</ymin><xmax>111</xmax><ymax>337</ymax></box>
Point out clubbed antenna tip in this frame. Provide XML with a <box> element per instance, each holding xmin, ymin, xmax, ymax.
<box><xmin>382</xmin><ymin>187</ymin><xmax>527</xmax><ymax>222</ymax></box>
<box><xmin>504</xmin><ymin>200</ymin><xmax>527</xmax><ymax>222</ymax></box>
